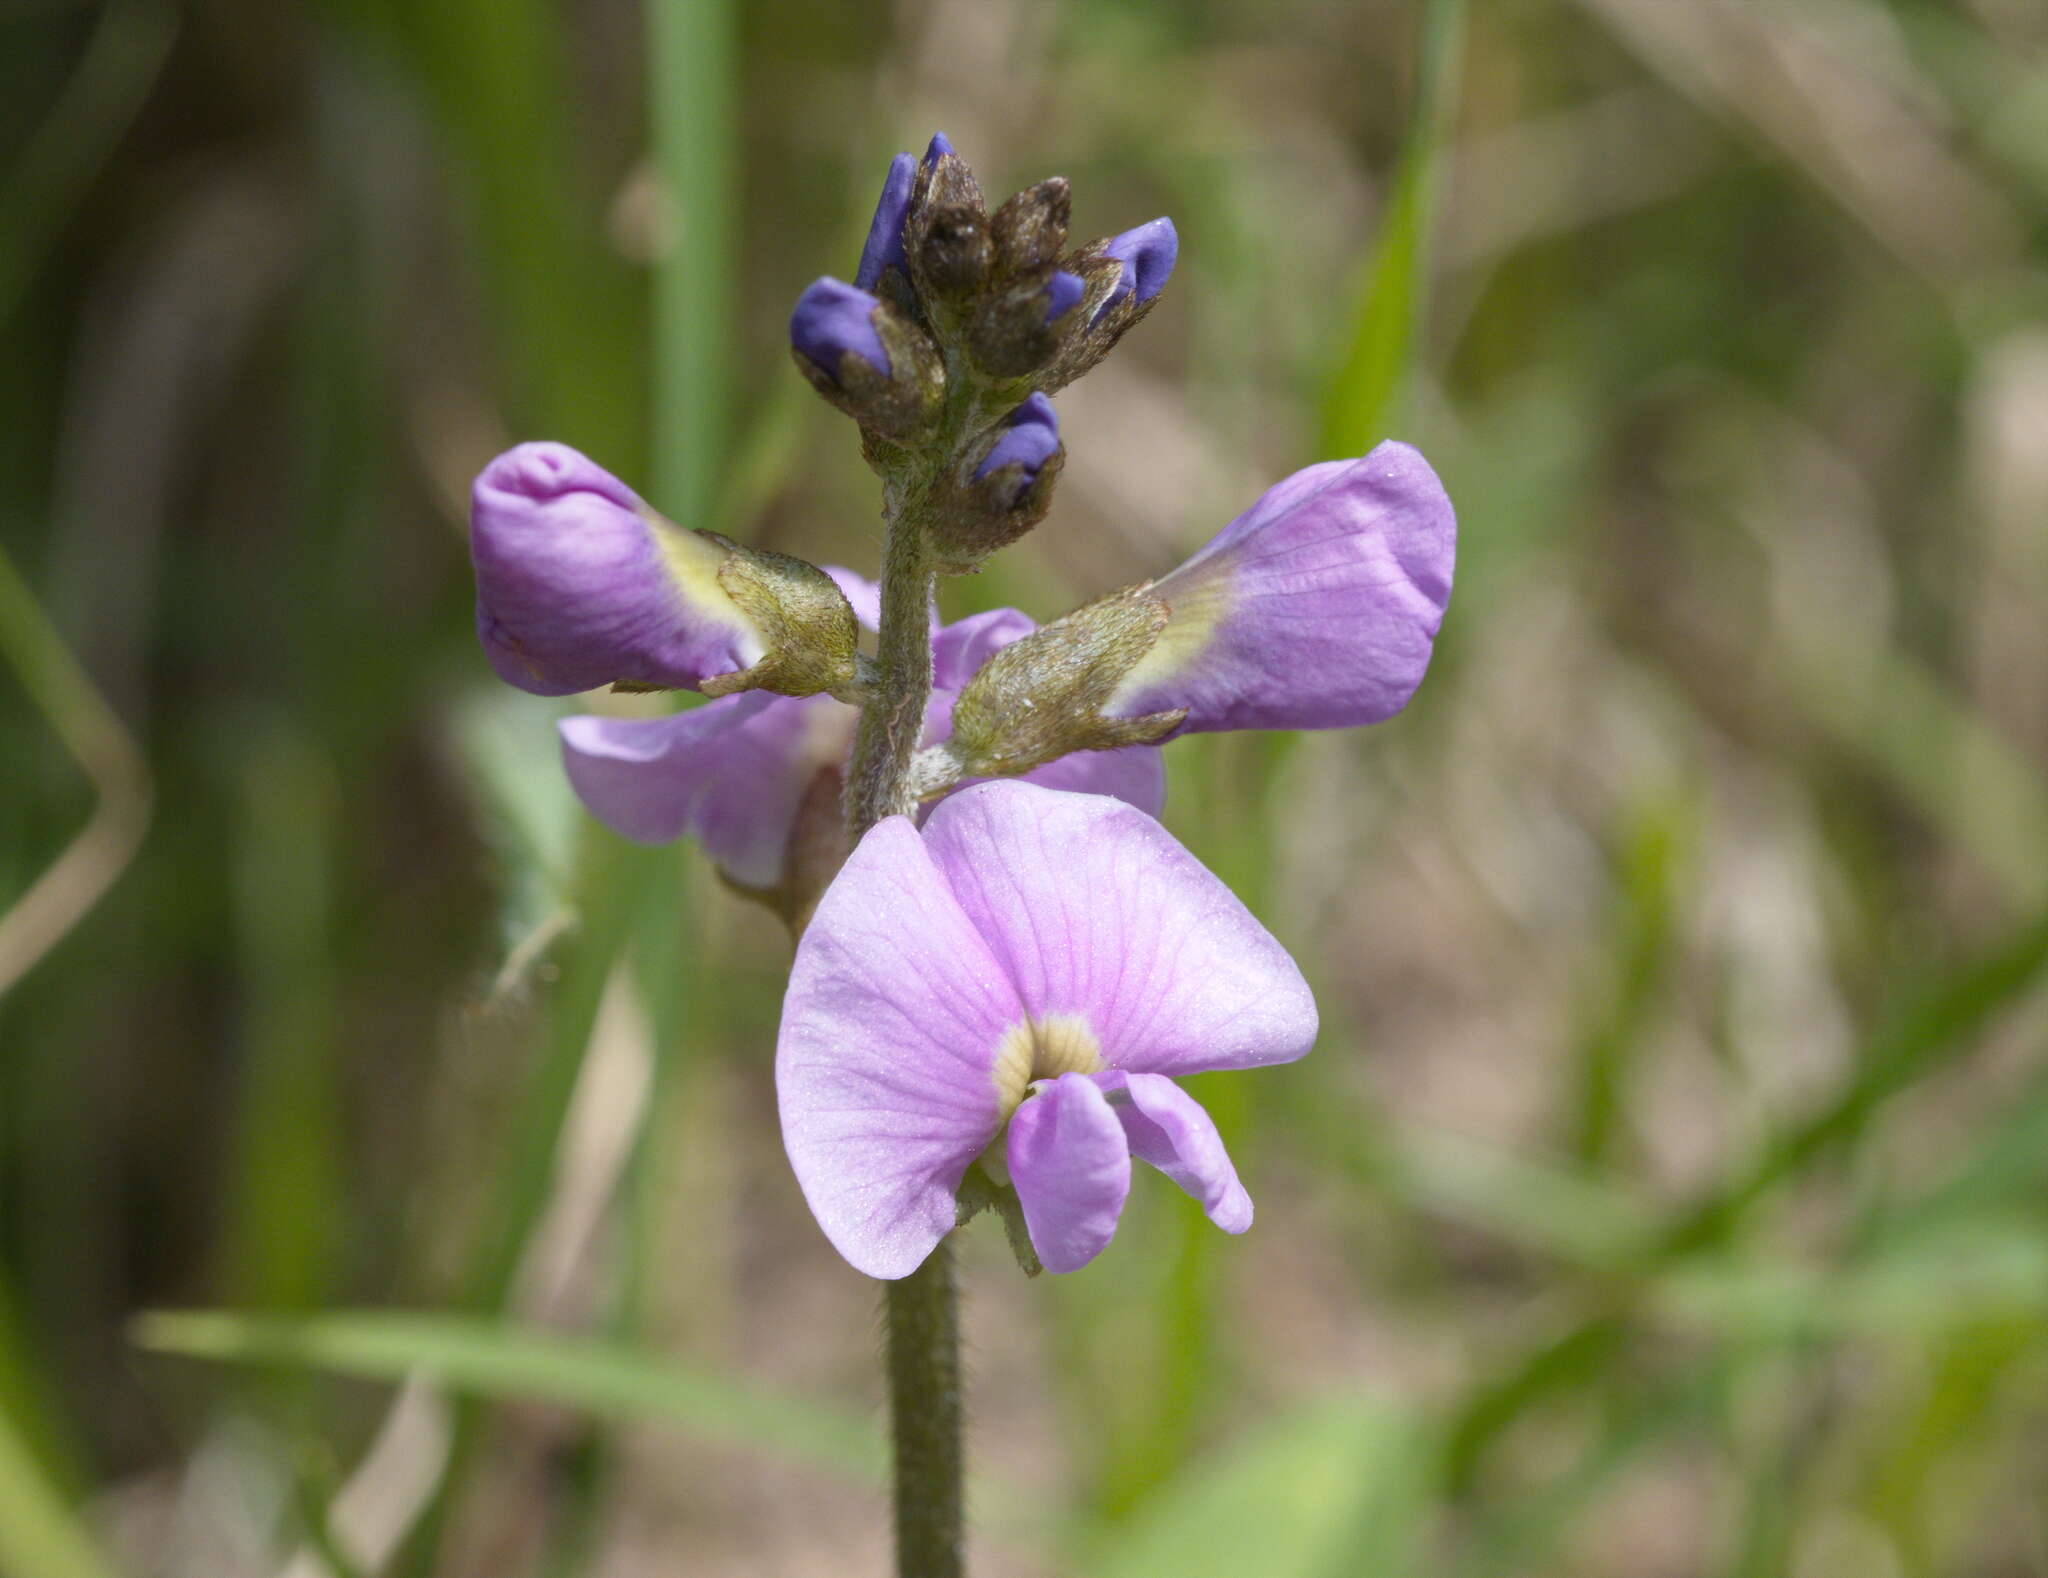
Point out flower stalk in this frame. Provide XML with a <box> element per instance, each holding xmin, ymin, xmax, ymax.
<box><xmin>847</xmin><ymin>441</ymin><xmax>962</xmax><ymax>1578</ymax></box>
<box><xmin>842</xmin><ymin>506</ymin><xmax>936</xmax><ymax>836</ymax></box>
<box><xmin>884</xmin><ymin>1239</ymin><xmax>964</xmax><ymax>1578</ymax></box>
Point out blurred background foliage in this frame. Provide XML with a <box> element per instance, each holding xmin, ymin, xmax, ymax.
<box><xmin>3</xmin><ymin>0</ymin><xmax>2048</xmax><ymax>1573</ymax></box>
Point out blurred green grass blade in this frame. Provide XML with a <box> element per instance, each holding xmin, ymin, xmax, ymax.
<box><xmin>1392</xmin><ymin>1125</ymin><xmax>1659</xmax><ymax>1271</ymax></box>
<box><xmin>649</xmin><ymin>0</ymin><xmax>737</xmax><ymax>520</ymax></box>
<box><xmin>0</xmin><ymin>0</ymin><xmax>178</xmax><ymax>333</ymax></box>
<box><xmin>0</xmin><ymin>1277</ymin><xmax>80</xmax><ymax>1501</ymax></box>
<box><xmin>1089</xmin><ymin>1130</ymin><xmax>1230</xmax><ymax>1518</ymax></box>
<box><xmin>455</xmin><ymin>689</ymin><xmax>584</xmax><ymax>932</ymax></box>
<box><xmin>1089</xmin><ymin>1397</ymin><xmax>1427</xmax><ymax>1578</ymax></box>
<box><xmin>1658</xmin><ymin>1223</ymin><xmax>2048</xmax><ymax>1339</ymax></box>
<box><xmin>322</xmin><ymin>0</ymin><xmax>639</xmax><ymax>455</ymax></box>
<box><xmin>1796</xmin><ymin>647</ymin><xmax>2048</xmax><ymax>910</ymax></box>
<box><xmin>1665</xmin><ymin>908</ymin><xmax>2048</xmax><ymax>1256</ymax></box>
<box><xmin>1443</xmin><ymin>1317</ymin><xmax>1631</xmax><ymax>1495</ymax></box>
<box><xmin>133</xmin><ymin>1310</ymin><xmax>882</xmax><ymax>1478</ymax></box>
<box><xmin>1567</xmin><ymin>798</ymin><xmax>1685</xmax><ymax>1166</ymax></box>
<box><xmin>1855</xmin><ymin>1062</ymin><xmax>2048</xmax><ymax>1250</ymax></box>
<box><xmin>1446</xmin><ymin>910</ymin><xmax>2048</xmax><ymax>1490</ymax></box>
<box><xmin>397</xmin><ymin>826</ymin><xmax>670</xmax><ymax>1574</ymax></box>
<box><xmin>0</xmin><ymin>1406</ymin><xmax>112</xmax><ymax>1578</ymax></box>
<box><xmin>1318</xmin><ymin>0</ymin><xmax>1465</xmax><ymax>455</ymax></box>
<box><xmin>1722</xmin><ymin>1363</ymin><xmax>1806</xmax><ymax>1578</ymax></box>
<box><xmin>1857</xmin><ymin>1319</ymin><xmax>2043</xmax><ymax>1570</ymax></box>
<box><xmin>222</xmin><ymin>726</ymin><xmax>345</xmax><ymax>1310</ymax></box>
<box><xmin>1455</xmin><ymin>1359</ymin><xmax>1723</xmax><ymax>1578</ymax></box>
<box><xmin>1078</xmin><ymin>731</ymin><xmax>1295</xmax><ymax>1518</ymax></box>
<box><xmin>464</xmin><ymin>827</ymin><xmax>662</xmax><ymax>1311</ymax></box>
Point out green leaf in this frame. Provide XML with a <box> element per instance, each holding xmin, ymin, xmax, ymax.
<box><xmin>132</xmin><ymin>1310</ymin><xmax>882</xmax><ymax>1478</ymax></box>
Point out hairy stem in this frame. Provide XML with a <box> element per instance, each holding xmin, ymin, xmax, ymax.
<box><xmin>885</xmin><ymin>1239</ymin><xmax>963</xmax><ymax>1578</ymax></box>
<box><xmin>842</xmin><ymin>489</ymin><xmax>962</xmax><ymax>1577</ymax></box>
<box><xmin>843</xmin><ymin>512</ymin><xmax>935</xmax><ymax>837</ymax></box>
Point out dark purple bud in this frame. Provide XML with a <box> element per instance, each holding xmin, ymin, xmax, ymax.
<box><xmin>922</xmin><ymin>131</ymin><xmax>955</xmax><ymax>168</ymax></box>
<box><xmin>975</xmin><ymin>393</ymin><xmax>1060</xmax><ymax>496</ymax></box>
<box><xmin>790</xmin><ymin>277</ymin><xmax>892</xmax><ymax>382</ymax></box>
<box><xmin>854</xmin><ymin>153</ymin><xmax>916</xmax><ymax>292</ymax></box>
<box><xmin>1093</xmin><ymin>217</ymin><xmax>1178</xmax><ymax>324</ymax></box>
<box><xmin>1042</xmin><ymin>270</ymin><xmax>1084</xmax><ymax>325</ymax></box>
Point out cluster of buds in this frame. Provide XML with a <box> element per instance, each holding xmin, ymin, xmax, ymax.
<box><xmin>788</xmin><ymin>134</ymin><xmax>1176</xmax><ymax>570</ymax></box>
<box><xmin>466</xmin><ymin>134</ymin><xmax>1458</xmax><ymax>1280</ymax></box>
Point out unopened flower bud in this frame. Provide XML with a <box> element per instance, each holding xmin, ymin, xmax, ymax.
<box><xmin>990</xmin><ymin>177</ymin><xmax>1071</xmax><ymax>275</ymax></box>
<box><xmin>790</xmin><ymin>276</ymin><xmax>893</xmax><ymax>381</ymax></box>
<box><xmin>853</xmin><ymin>153</ymin><xmax>916</xmax><ymax>295</ymax></box>
<box><xmin>789</xmin><ymin>277</ymin><xmax>943</xmax><ymax>438</ymax></box>
<box><xmin>1091</xmin><ymin>217</ymin><xmax>1178</xmax><ymax>325</ymax></box>
<box><xmin>920</xmin><ymin>395</ymin><xmax>1065</xmax><ymax>571</ymax></box>
<box><xmin>974</xmin><ymin>393</ymin><xmax>1061</xmax><ymax>503</ymax></box>
<box><xmin>946</xmin><ymin>586</ymin><xmax>1187</xmax><ymax>779</ymax></box>
<box><xmin>1033</xmin><ymin>216</ymin><xmax>1180</xmax><ymax>394</ymax></box>
<box><xmin>965</xmin><ymin>267</ymin><xmax>1083</xmax><ymax>379</ymax></box>
<box><xmin>906</xmin><ymin>139</ymin><xmax>992</xmax><ymax>304</ymax></box>
<box><xmin>470</xmin><ymin>442</ymin><xmax>860</xmax><ymax>700</ymax></box>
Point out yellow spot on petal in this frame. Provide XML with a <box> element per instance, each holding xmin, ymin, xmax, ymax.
<box><xmin>1105</xmin><ymin>567</ymin><xmax>1233</xmax><ymax>712</ymax></box>
<box><xmin>977</xmin><ymin>1016</ymin><xmax>1108</xmax><ymax>1189</ymax></box>
<box><xmin>991</xmin><ymin>1013</ymin><xmax>1106</xmax><ymax>1116</ymax></box>
<box><xmin>646</xmin><ymin>507</ymin><xmax>765</xmax><ymax>669</ymax></box>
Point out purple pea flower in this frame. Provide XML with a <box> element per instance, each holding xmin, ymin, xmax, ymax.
<box><xmin>790</xmin><ymin>278</ymin><xmax>892</xmax><ymax>383</ymax></box>
<box><xmin>1103</xmin><ymin>439</ymin><xmax>1456</xmax><ymax>734</ymax></box>
<box><xmin>559</xmin><ymin>576</ymin><xmax>1163</xmax><ymax>891</ymax></box>
<box><xmin>777</xmin><ymin>780</ymin><xmax>1316</xmax><ymax>1278</ymax></box>
<box><xmin>1092</xmin><ymin>216</ymin><xmax>1178</xmax><ymax>324</ymax></box>
<box><xmin>471</xmin><ymin>442</ymin><xmax>764</xmax><ymax>697</ymax></box>
<box><xmin>973</xmin><ymin>394</ymin><xmax>1061</xmax><ymax>505</ymax></box>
